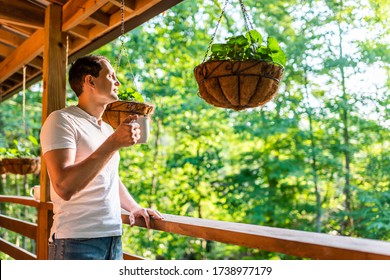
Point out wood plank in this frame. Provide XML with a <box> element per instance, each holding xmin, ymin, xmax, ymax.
<box><xmin>0</xmin><ymin>214</ymin><xmax>37</xmax><ymax>240</ymax></box>
<box><xmin>0</xmin><ymin>238</ymin><xmax>36</xmax><ymax>260</ymax></box>
<box><xmin>68</xmin><ymin>25</ymin><xmax>90</xmax><ymax>40</ymax></box>
<box><xmin>86</xmin><ymin>0</ymin><xmax>162</xmax><ymax>51</ymax></box>
<box><xmin>0</xmin><ymin>195</ymin><xmax>39</xmax><ymax>207</ymax></box>
<box><xmin>108</xmin><ymin>0</ymin><xmax>136</xmax><ymax>12</ymax></box>
<box><xmin>28</xmin><ymin>57</ymin><xmax>44</xmax><ymax>70</ymax></box>
<box><xmin>123</xmin><ymin>252</ymin><xmax>146</xmax><ymax>260</ymax></box>
<box><xmin>0</xmin><ymin>29</ymin><xmax>25</xmax><ymax>48</ymax></box>
<box><xmin>122</xmin><ymin>212</ymin><xmax>390</xmax><ymax>260</ymax></box>
<box><xmin>69</xmin><ymin>0</ymin><xmax>183</xmax><ymax>60</ymax></box>
<box><xmin>38</xmin><ymin>3</ymin><xmax>67</xmax><ymax>260</ymax></box>
<box><xmin>0</xmin><ymin>44</ymin><xmax>14</xmax><ymax>57</ymax></box>
<box><xmin>0</xmin><ymin>0</ymin><xmax>44</xmax><ymax>29</ymax></box>
<box><xmin>89</xmin><ymin>10</ymin><xmax>110</xmax><ymax>27</ymax></box>
<box><xmin>62</xmin><ymin>0</ymin><xmax>109</xmax><ymax>31</ymax></box>
<box><xmin>0</xmin><ymin>28</ymin><xmax>44</xmax><ymax>84</ymax></box>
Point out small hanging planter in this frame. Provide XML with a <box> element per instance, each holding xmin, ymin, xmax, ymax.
<box><xmin>194</xmin><ymin>0</ymin><xmax>286</xmax><ymax>111</ymax></box>
<box><xmin>2</xmin><ymin>157</ymin><xmax>40</xmax><ymax>175</ymax></box>
<box><xmin>103</xmin><ymin>99</ymin><xmax>155</xmax><ymax>129</ymax></box>
<box><xmin>103</xmin><ymin>1</ymin><xmax>155</xmax><ymax>129</ymax></box>
<box><xmin>0</xmin><ymin>160</ymin><xmax>7</xmax><ymax>175</ymax></box>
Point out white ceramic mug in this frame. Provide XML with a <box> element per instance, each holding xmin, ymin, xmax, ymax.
<box><xmin>135</xmin><ymin>116</ymin><xmax>150</xmax><ymax>144</ymax></box>
<box><xmin>30</xmin><ymin>185</ymin><xmax>40</xmax><ymax>200</ymax></box>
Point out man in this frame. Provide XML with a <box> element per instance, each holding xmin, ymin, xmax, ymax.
<box><xmin>40</xmin><ymin>55</ymin><xmax>163</xmax><ymax>260</ymax></box>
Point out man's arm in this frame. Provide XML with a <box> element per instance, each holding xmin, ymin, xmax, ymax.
<box><xmin>43</xmin><ymin>115</ymin><xmax>140</xmax><ymax>201</ymax></box>
<box><xmin>119</xmin><ymin>179</ymin><xmax>164</xmax><ymax>228</ymax></box>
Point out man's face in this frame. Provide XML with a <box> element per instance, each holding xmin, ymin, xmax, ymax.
<box><xmin>92</xmin><ymin>60</ymin><xmax>120</xmax><ymax>103</ymax></box>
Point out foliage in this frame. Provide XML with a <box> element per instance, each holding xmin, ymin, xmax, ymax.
<box><xmin>209</xmin><ymin>29</ymin><xmax>287</xmax><ymax>67</ymax></box>
<box><xmin>117</xmin><ymin>87</ymin><xmax>145</xmax><ymax>103</ymax></box>
<box><xmin>0</xmin><ymin>0</ymin><xmax>389</xmax><ymax>260</ymax></box>
<box><xmin>2</xmin><ymin>137</ymin><xmax>39</xmax><ymax>158</ymax></box>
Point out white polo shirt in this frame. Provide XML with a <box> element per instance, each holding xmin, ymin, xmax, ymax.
<box><xmin>40</xmin><ymin>106</ymin><xmax>122</xmax><ymax>240</ymax></box>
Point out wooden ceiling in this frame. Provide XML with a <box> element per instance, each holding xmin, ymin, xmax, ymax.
<box><xmin>0</xmin><ymin>0</ymin><xmax>183</xmax><ymax>102</ymax></box>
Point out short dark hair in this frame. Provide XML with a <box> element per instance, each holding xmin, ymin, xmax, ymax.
<box><xmin>68</xmin><ymin>55</ymin><xmax>110</xmax><ymax>96</ymax></box>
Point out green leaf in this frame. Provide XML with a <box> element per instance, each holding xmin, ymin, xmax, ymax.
<box><xmin>118</xmin><ymin>87</ymin><xmax>145</xmax><ymax>103</ymax></box>
<box><xmin>246</xmin><ymin>29</ymin><xmax>262</xmax><ymax>45</ymax></box>
<box><xmin>267</xmin><ymin>37</ymin><xmax>286</xmax><ymax>67</ymax></box>
<box><xmin>226</xmin><ymin>35</ymin><xmax>248</xmax><ymax>47</ymax></box>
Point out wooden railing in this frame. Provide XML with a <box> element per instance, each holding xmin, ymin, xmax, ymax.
<box><xmin>1</xmin><ymin>195</ymin><xmax>390</xmax><ymax>260</ymax></box>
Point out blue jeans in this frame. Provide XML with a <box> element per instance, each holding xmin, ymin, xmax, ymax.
<box><xmin>48</xmin><ymin>235</ymin><xmax>123</xmax><ymax>260</ymax></box>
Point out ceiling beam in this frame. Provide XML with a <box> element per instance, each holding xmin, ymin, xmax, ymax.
<box><xmin>0</xmin><ymin>28</ymin><xmax>44</xmax><ymax>84</ymax></box>
<box><xmin>89</xmin><ymin>10</ymin><xmax>110</xmax><ymax>27</ymax></box>
<box><xmin>0</xmin><ymin>29</ymin><xmax>25</xmax><ymax>48</ymax></box>
<box><xmin>0</xmin><ymin>0</ymin><xmax>44</xmax><ymax>29</ymax></box>
<box><xmin>108</xmin><ymin>0</ymin><xmax>136</xmax><ymax>13</ymax></box>
<box><xmin>62</xmin><ymin>0</ymin><xmax>109</xmax><ymax>31</ymax></box>
<box><xmin>0</xmin><ymin>44</ymin><xmax>14</xmax><ymax>57</ymax></box>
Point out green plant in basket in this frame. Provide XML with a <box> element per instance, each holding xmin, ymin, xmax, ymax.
<box><xmin>4</xmin><ymin>137</ymin><xmax>39</xmax><ymax>158</ymax></box>
<box><xmin>209</xmin><ymin>29</ymin><xmax>286</xmax><ymax>67</ymax></box>
<box><xmin>117</xmin><ymin>87</ymin><xmax>145</xmax><ymax>103</ymax></box>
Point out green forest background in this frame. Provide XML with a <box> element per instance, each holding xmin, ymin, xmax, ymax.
<box><xmin>0</xmin><ymin>0</ymin><xmax>389</xmax><ymax>259</ymax></box>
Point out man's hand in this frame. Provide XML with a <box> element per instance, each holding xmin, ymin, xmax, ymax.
<box><xmin>110</xmin><ymin>115</ymin><xmax>141</xmax><ymax>148</ymax></box>
<box><xmin>129</xmin><ymin>208</ymin><xmax>164</xmax><ymax>228</ymax></box>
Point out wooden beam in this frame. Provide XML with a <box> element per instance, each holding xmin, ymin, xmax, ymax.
<box><xmin>0</xmin><ymin>29</ymin><xmax>43</xmax><ymax>84</ymax></box>
<box><xmin>0</xmin><ymin>214</ymin><xmax>37</xmax><ymax>240</ymax></box>
<box><xmin>108</xmin><ymin>0</ymin><xmax>136</xmax><ymax>13</ymax></box>
<box><xmin>38</xmin><ymin>3</ymin><xmax>67</xmax><ymax>260</ymax></box>
<box><xmin>73</xmin><ymin>0</ymin><xmax>163</xmax><ymax>54</ymax></box>
<box><xmin>28</xmin><ymin>57</ymin><xmax>44</xmax><ymax>70</ymax></box>
<box><xmin>0</xmin><ymin>28</ymin><xmax>25</xmax><ymax>48</ymax></box>
<box><xmin>68</xmin><ymin>25</ymin><xmax>90</xmax><ymax>40</ymax></box>
<box><xmin>62</xmin><ymin>0</ymin><xmax>109</xmax><ymax>31</ymax></box>
<box><xmin>69</xmin><ymin>0</ymin><xmax>182</xmax><ymax>60</ymax></box>
<box><xmin>0</xmin><ymin>44</ymin><xmax>14</xmax><ymax>57</ymax></box>
<box><xmin>122</xmin><ymin>213</ymin><xmax>390</xmax><ymax>260</ymax></box>
<box><xmin>89</xmin><ymin>10</ymin><xmax>110</xmax><ymax>27</ymax></box>
<box><xmin>1</xmin><ymin>23</ymin><xmax>34</xmax><ymax>37</ymax></box>
<box><xmin>0</xmin><ymin>0</ymin><xmax>44</xmax><ymax>29</ymax></box>
<box><xmin>0</xmin><ymin>238</ymin><xmax>36</xmax><ymax>260</ymax></box>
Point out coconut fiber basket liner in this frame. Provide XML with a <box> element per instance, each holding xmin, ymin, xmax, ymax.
<box><xmin>102</xmin><ymin>100</ymin><xmax>155</xmax><ymax>129</ymax></box>
<box><xmin>2</xmin><ymin>157</ymin><xmax>41</xmax><ymax>175</ymax></box>
<box><xmin>0</xmin><ymin>160</ymin><xmax>7</xmax><ymax>174</ymax></box>
<box><xmin>194</xmin><ymin>60</ymin><xmax>284</xmax><ymax>111</ymax></box>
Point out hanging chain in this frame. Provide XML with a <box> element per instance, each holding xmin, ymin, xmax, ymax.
<box><xmin>116</xmin><ymin>0</ymin><xmax>140</xmax><ymax>93</ymax></box>
<box><xmin>201</xmin><ymin>0</ymin><xmax>229</xmax><ymax>64</ymax></box>
<box><xmin>22</xmin><ymin>65</ymin><xmax>27</xmax><ymax>135</ymax></box>
<box><xmin>239</xmin><ymin>0</ymin><xmax>256</xmax><ymax>52</ymax></box>
<box><xmin>202</xmin><ymin>0</ymin><xmax>257</xmax><ymax>63</ymax></box>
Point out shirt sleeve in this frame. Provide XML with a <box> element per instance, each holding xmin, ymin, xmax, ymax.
<box><xmin>40</xmin><ymin>110</ymin><xmax>77</xmax><ymax>155</ymax></box>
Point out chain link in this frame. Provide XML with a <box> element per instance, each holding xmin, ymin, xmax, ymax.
<box><xmin>201</xmin><ymin>0</ymin><xmax>229</xmax><ymax>64</ymax></box>
<box><xmin>116</xmin><ymin>0</ymin><xmax>140</xmax><ymax>93</ymax></box>
<box><xmin>202</xmin><ymin>0</ymin><xmax>257</xmax><ymax>64</ymax></box>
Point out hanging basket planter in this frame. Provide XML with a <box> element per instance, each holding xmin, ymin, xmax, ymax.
<box><xmin>2</xmin><ymin>157</ymin><xmax>40</xmax><ymax>175</ymax></box>
<box><xmin>102</xmin><ymin>100</ymin><xmax>155</xmax><ymax>129</ymax></box>
<box><xmin>0</xmin><ymin>160</ymin><xmax>7</xmax><ymax>175</ymax></box>
<box><xmin>194</xmin><ymin>60</ymin><xmax>284</xmax><ymax>111</ymax></box>
<box><xmin>194</xmin><ymin>0</ymin><xmax>286</xmax><ymax>111</ymax></box>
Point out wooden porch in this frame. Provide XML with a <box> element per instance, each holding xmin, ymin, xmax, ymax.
<box><xmin>1</xmin><ymin>194</ymin><xmax>390</xmax><ymax>260</ymax></box>
<box><xmin>1</xmin><ymin>0</ymin><xmax>390</xmax><ymax>260</ymax></box>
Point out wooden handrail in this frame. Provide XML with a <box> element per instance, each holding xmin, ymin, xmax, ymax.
<box><xmin>0</xmin><ymin>237</ymin><xmax>36</xmax><ymax>260</ymax></box>
<box><xmin>1</xmin><ymin>195</ymin><xmax>389</xmax><ymax>260</ymax></box>
<box><xmin>122</xmin><ymin>212</ymin><xmax>390</xmax><ymax>260</ymax></box>
<box><xmin>0</xmin><ymin>195</ymin><xmax>53</xmax><ymax>210</ymax></box>
<box><xmin>0</xmin><ymin>214</ymin><xmax>37</xmax><ymax>240</ymax></box>
<box><xmin>0</xmin><ymin>195</ymin><xmax>39</xmax><ymax>208</ymax></box>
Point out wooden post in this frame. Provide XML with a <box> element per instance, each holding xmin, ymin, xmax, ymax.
<box><xmin>38</xmin><ymin>3</ymin><xmax>66</xmax><ymax>260</ymax></box>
